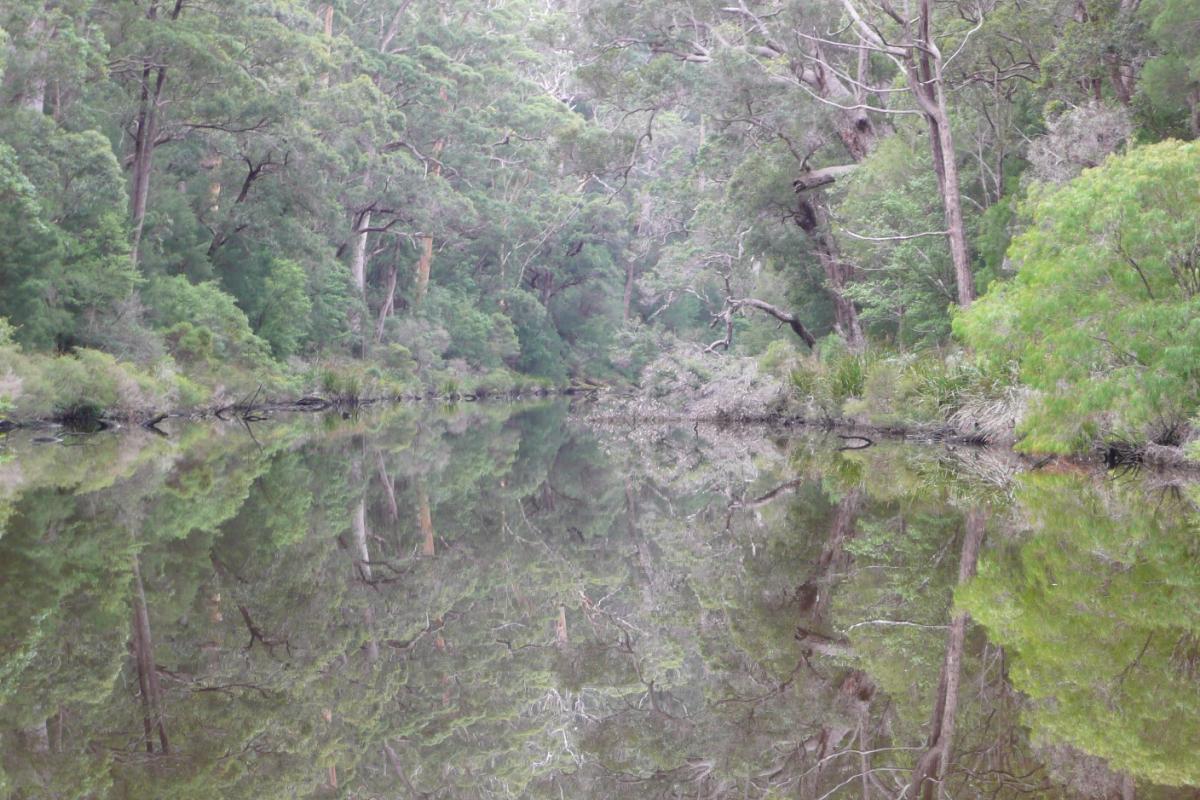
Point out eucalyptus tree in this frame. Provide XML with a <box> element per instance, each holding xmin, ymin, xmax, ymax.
<box><xmin>577</xmin><ymin>0</ymin><xmax>881</xmax><ymax>349</ymax></box>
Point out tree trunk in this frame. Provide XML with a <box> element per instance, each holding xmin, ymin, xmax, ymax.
<box><xmin>131</xmin><ymin>555</ymin><xmax>169</xmax><ymax>754</ymax></box>
<box><xmin>932</xmin><ymin>88</ymin><xmax>975</xmax><ymax>307</ymax></box>
<box><xmin>19</xmin><ymin>719</ymin><xmax>50</xmax><ymax>754</ymax></box>
<box><xmin>351</xmin><ymin>209</ymin><xmax>370</xmax><ymax>296</ymax></box>
<box><xmin>796</xmin><ymin>490</ymin><xmax>862</xmax><ymax>626</ymax></box>
<box><xmin>906</xmin><ymin>509</ymin><xmax>985</xmax><ymax>799</ymax></box>
<box><xmin>375</xmin><ymin>257</ymin><xmax>399</xmax><ymax>343</ymax></box>
<box><xmin>347</xmin><ymin>206</ymin><xmax>371</xmax><ymax>352</ymax></box>
<box><xmin>623</xmin><ymin>258</ymin><xmax>637</xmax><ymax>323</ymax></box>
<box><xmin>414</xmin><ymin>235</ymin><xmax>434</xmax><ymax>305</ymax></box>
<box><xmin>376</xmin><ymin>450</ymin><xmax>400</xmax><ymax>524</ymax></box>
<box><xmin>795</xmin><ymin>199</ymin><xmax>864</xmax><ymax>349</ymax></box>
<box><xmin>418</xmin><ymin>483</ymin><xmax>435</xmax><ymax>556</ymax></box>
<box><xmin>413</xmin><ymin>140</ymin><xmax>445</xmax><ymax>307</ymax></box>
<box><xmin>555</xmin><ymin>605</ymin><xmax>569</xmax><ymax>645</ymax></box>
<box><xmin>908</xmin><ymin>0</ymin><xmax>975</xmax><ymax>307</ymax></box>
<box><xmin>129</xmin><ymin>66</ymin><xmax>165</xmax><ymax>267</ymax></box>
<box><xmin>624</xmin><ymin>192</ymin><xmax>654</xmax><ymax>322</ymax></box>
<box><xmin>19</xmin><ymin>13</ymin><xmax>47</xmax><ymax>113</ymax></box>
<box><xmin>352</xmin><ymin>497</ymin><xmax>371</xmax><ymax>582</ymax></box>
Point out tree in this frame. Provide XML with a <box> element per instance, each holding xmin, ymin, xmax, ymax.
<box><xmin>1141</xmin><ymin>0</ymin><xmax>1200</xmax><ymax>137</ymax></box>
<box><xmin>955</xmin><ymin>139</ymin><xmax>1200</xmax><ymax>452</ymax></box>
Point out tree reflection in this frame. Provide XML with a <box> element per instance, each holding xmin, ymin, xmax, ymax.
<box><xmin>0</xmin><ymin>412</ymin><xmax>1197</xmax><ymax>798</ymax></box>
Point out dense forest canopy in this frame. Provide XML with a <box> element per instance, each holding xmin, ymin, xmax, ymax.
<box><xmin>1</xmin><ymin>0</ymin><xmax>1199</xmax><ymax>449</ymax></box>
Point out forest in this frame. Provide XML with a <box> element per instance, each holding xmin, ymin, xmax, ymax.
<box><xmin>1</xmin><ymin>0</ymin><xmax>1199</xmax><ymax>455</ymax></box>
<box><xmin>4</xmin><ymin>3</ymin><xmax>1200</xmax><ymax>794</ymax></box>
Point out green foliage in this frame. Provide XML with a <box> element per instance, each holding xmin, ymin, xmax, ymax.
<box><xmin>144</xmin><ymin>276</ymin><xmax>272</xmax><ymax>368</ymax></box>
<box><xmin>255</xmin><ymin>259</ymin><xmax>313</xmax><ymax>359</ymax></box>
<box><xmin>955</xmin><ymin>140</ymin><xmax>1200</xmax><ymax>452</ymax></box>
<box><xmin>0</xmin><ymin>347</ymin><xmax>181</xmax><ymax>420</ymax></box>
<box><xmin>0</xmin><ymin>118</ymin><xmax>139</xmax><ymax>352</ymax></box>
<box><xmin>835</xmin><ymin>132</ymin><xmax>968</xmax><ymax>345</ymax></box>
<box><xmin>501</xmin><ymin>289</ymin><xmax>569</xmax><ymax>382</ymax></box>
<box><xmin>1139</xmin><ymin>0</ymin><xmax>1200</xmax><ymax>137</ymax></box>
<box><xmin>962</xmin><ymin>473</ymin><xmax>1200</xmax><ymax>786</ymax></box>
<box><xmin>426</xmin><ymin>290</ymin><xmax>520</xmax><ymax>370</ymax></box>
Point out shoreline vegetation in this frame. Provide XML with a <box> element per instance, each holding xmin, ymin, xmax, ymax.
<box><xmin>5</xmin><ymin>354</ymin><xmax>1198</xmax><ymax>476</ymax></box>
<box><xmin>3</xmin><ymin>1</ymin><xmax>1200</xmax><ymax>473</ymax></box>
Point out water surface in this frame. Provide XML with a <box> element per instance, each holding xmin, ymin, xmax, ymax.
<box><xmin>1</xmin><ymin>403</ymin><xmax>1197</xmax><ymax>798</ymax></box>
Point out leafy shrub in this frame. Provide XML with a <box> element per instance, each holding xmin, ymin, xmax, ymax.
<box><xmin>255</xmin><ymin>258</ymin><xmax>313</xmax><ymax>359</ymax></box>
<box><xmin>956</xmin><ymin>140</ymin><xmax>1200</xmax><ymax>452</ymax></box>
<box><xmin>144</xmin><ymin>276</ymin><xmax>272</xmax><ymax>368</ymax></box>
<box><xmin>7</xmin><ymin>348</ymin><xmax>178</xmax><ymax>420</ymax></box>
<box><xmin>500</xmin><ymin>289</ymin><xmax>568</xmax><ymax>382</ymax></box>
<box><xmin>471</xmin><ymin>369</ymin><xmax>516</xmax><ymax>398</ymax></box>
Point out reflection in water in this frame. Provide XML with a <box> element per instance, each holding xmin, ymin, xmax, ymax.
<box><xmin>0</xmin><ymin>403</ymin><xmax>1196</xmax><ymax>798</ymax></box>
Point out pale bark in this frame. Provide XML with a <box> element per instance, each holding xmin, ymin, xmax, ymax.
<box><xmin>555</xmin><ymin>605</ymin><xmax>569</xmax><ymax>645</ymax></box>
<box><xmin>379</xmin><ymin>0</ymin><xmax>415</xmax><ymax>53</ymax></box>
<box><xmin>352</xmin><ymin>498</ymin><xmax>371</xmax><ymax>582</ymax></box>
<box><xmin>19</xmin><ymin>720</ymin><xmax>50</xmax><ymax>753</ymax></box>
<box><xmin>418</xmin><ymin>482</ymin><xmax>435</xmax><ymax>556</ymax></box>
<box><xmin>349</xmin><ymin>206</ymin><xmax>371</xmax><ymax>349</ymax></box>
<box><xmin>840</xmin><ymin>0</ymin><xmax>976</xmax><ymax>307</ymax></box>
<box><xmin>20</xmin><ymin>13</ymin><xmax>47</xmax><ymax>113</ymax></box>
<box><xmin>623</xmin><ymin>259</ymin><xmax>637</xmax><ymax>323</ymax></box>
<box><xmin>375</xmin><ymin>256</ymin><xmax>399</xmax><ymax>343</ymax></box>
<box><xmin>905</xmin><ymin>508</ymin><xmax>985</xmax><ymax>799</ymax></box>
<box><xmin>376</xmin><ymin>450</ymin><xmax>400</xmax><ymax>524</ymax></box>
<box><xmin>624</xmin><ymin>192</ymin><xmax>654</xmax><ymax>322</ymax></box>
<box><xmin>127</xmin><ymin>1</ymin><xmax>185</xmax><ymax>267</ymax></box>
<box><xmin>412</xmin><ymin>140</ymin><xmax>445</xmax><ymax>306</ymax></box>
<box><xmin>348</xmin><ymin>455</ymin><xmax>378</xmax><ymax>661</ymax></box>
<box><xmin>899</xmin><ymin>0</ymin><xmax>975</xmax><ymax>307</ymax></box>
<box><xmin>351</xmin><ymin>209</ymin><xmax>371</xmax><ymax>294</ymax></box>
<box><xmin>129</xmin><ymin>65</ymin><xmax>165</xmax><ymax>266</ymax></box>
<box><xmin>131</xmin><ymin>555</ymin><xmax>169</xmax><ymax>753</ymax></box>
<box><xmin>715</xmin><ymin>297</ymin><xmax>818</xmax><ymax>349</ymax></box>
<box><xmin>705</xmin><ymin>296</ymin><xmax>820</xmax><ymax>352</ymax></box>
<box><xmin>932</xmin><ymin>85</ymin><xmax>975</xmax><ymax>307</ymax></box>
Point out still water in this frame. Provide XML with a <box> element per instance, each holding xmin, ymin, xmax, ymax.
<box><xmin>0</xmin><ymin>402</ymin><xmax>1197</xmax><ymax>799</ymax></box>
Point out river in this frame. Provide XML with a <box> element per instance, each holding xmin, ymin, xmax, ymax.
<box><xmin>0</xmin><ymin>401</ymin><xmax>1196</xmax><ymax>798</ymax></box>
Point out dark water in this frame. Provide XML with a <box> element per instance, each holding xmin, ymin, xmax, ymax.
<box><xmin>0</xmin><ymin>402</ymin><xmax>1197</xmax><ymax>799</ymax></box>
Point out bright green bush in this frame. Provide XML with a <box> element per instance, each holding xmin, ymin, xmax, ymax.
<box><xmin>144</xmin><ymin>276</ymin><xmax>272</xmax><ymax>368</ymax></box>
<box><xmin>6</xmin><ymin>348</ymin><xmax>177</xmax><ymax>420</ymax></box>
<box><xmin>955</xmin><ymin>140</ymin><xmax>1200</xmax><ymax>452</ymax></box>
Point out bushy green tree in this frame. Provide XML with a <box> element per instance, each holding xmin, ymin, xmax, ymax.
<box><xmin>1140</xmin><ymin>0</ymin><xmax>1200</xmax><ymax>137</ymax></box>
<box><xmin>144</xmin><ymin>276</ymin><xmax>271</xmax><ymax>367</ymax></box>
<box><xmin>955</xmin><ymin>140</ymin><xmax>1200</xmax><ymax>451</ymax></box>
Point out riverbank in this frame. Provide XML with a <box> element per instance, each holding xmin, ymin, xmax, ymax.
<box><xmin>0</xmin><ymin>339</ymin><xmax>598</xmax><ymax>432</ymax></box>
<box><xmin>6</xmin><ymin>338</ymin><xmax>1199</xmax><ymax>474</ymax></box>
<box><xmin>597</xmin><ymin>342</ymin><xmax>1200</xmax><ymax>472</ymax></box>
